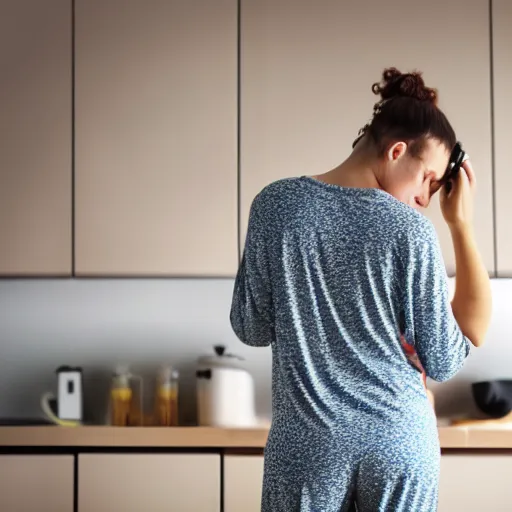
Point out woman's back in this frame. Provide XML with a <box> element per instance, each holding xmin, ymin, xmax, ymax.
<box><xmin>232</xmin><ymin>176</ymin><xmax>468</xmax><ymax>426</ymax></box>
<box><xmin>231</xmin><ymin>175</ymin><xmax>470</xmax><ymax>510</ymax></box>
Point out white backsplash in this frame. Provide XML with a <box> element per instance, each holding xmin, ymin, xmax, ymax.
<box><xmin>0</xmin><ymin>277</ymin><xmax>510</xmax><ymax>423</ymax></box>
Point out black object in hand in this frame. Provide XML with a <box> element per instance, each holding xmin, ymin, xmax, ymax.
<box><xmin>442</xmin><ymin>142</ymin><xmax>466</xmax><ymax>193</ymax></box>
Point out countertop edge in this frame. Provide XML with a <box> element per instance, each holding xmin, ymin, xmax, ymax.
<box><xmin>0</xmin><ymin>426</ymin><xmax>504</xmax><ymax>449</ymax></box>
<box><xmin>1</xmin><ymin>425</ymin><xmax>510</xmax><ymax>449</ymax></box>
<box><xmin>0</xmin><ymin>426</ymin><xmax>269</xmax><ymax>448</ymax></box>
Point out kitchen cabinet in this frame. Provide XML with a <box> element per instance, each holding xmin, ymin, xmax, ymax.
<box><xmin>0</xmin><ymin>455</ymin><xmax>73</xmax><ymax>512</ymax></box>
<box><xmin>240</xmin><ymin>0</ymin><xmax>494</xmax><ymax>275</ymax></box>
<box><xmin>438</xmin><ymin>454</ymin><xmax>512</xmax><ymax>511</ymax></box>
<box><xmin>75</xmin><ymin>0</ymin><xmax>238</xmax><ymax>276</ymax></box>
<box><xmin>224</xmin><ymin>453</ymin><xmax>512</xmax><ymax>511</ymax></box>
<box><xmin>224</xmin><ymin>455</ymin><xmax>264</xmax><ymax>512</ymax></box>
<box><xmin>493</xmin><ymin>0</ymin><xmax>512</xmax><ymax>276</ymax></box>
<box><xmin>78</xmin><ymin>453</ymin><xmax>220</xmax><ymax>512</ymax></box>
<box><xmin>0</xmin><ymin>0</ymin><xmax>71</xmax><ymax>275</ymax></box>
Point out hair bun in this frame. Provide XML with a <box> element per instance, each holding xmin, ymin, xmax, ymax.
<box><xmin>372</xmin><ymin>67</ymin><xmax>438</xmax><ymax>105</ymax></box>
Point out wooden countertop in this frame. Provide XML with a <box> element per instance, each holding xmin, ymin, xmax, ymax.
<box><xmin>0</xmin><ymin>426</ymin><xmax>269</xmax><ymax>448</ymax></box>
<box><xmin>0</xmin><ymin>425</ymin><xmax>511</xmax><ymax>449</ymax></box>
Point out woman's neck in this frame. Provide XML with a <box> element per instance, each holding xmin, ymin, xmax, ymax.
<box><xmin>315</xmin><ymin>153</ymin><xmax>383</xmax><ymax>190</ymax></box>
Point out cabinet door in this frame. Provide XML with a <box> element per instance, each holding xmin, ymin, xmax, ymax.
<box><xmin>0</xmin><ymin>0</ymin><xmax>71</xmax><ymax>275</ymax></box>
<box><xmin>0</xmin><ymin>455</ymin><xmax>73</xmax><ymax>512</ymax></box>
<box><xmin>224</xmin><ymin>455</ymin><xmax>264</xmax><ymax>512</ymax></box>
<box><xmin>438</xmin><ymin>454</ymin><xmax>512</xmax><ymax>511</ymax></box>
<box><xmin>79</xmin><ymin>454</ymin><xmax>220</xmax><ymax>512</ymax></box>
<box><xmin>241</xmin><ymin>0</ymin><xmax>494</xmax><ymax>275</ymax></box>
<box><xmin>493</xmin><ymin>0</ymin><xmax>512</xmax><ymax>276</ymax></box>
<box><xmin>75</xmin><ymin>0</ymin><xmax>237</xmax><ymax>277</ymax></box>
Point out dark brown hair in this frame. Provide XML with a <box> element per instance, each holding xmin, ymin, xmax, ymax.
<box><xmin>353</xmin><ymin>68</ymin><xmax>456</xmax><ymax>158</ymax></box>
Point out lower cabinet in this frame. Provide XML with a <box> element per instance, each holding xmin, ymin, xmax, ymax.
<box><xmin>3</xmin><ymin>451</ymin><xmax>512</xmax><ymax>511</ymax></box>
<box><xmin>0</xmin><ymin>455</ymin><xmax>74</xmax><ymax>512</ymax></box>
<box><xmin>78</xmin><ymin>454</ymin><xmax>220</xmax><ymax>512</ymax></box>
<box><xmin>438</xmin><ymin>454</ymin><xmax>512</xmax><ymax>511</ymax></box>
<box><xmin>224</xmin><ymin>454</ymin><xmax>512</xmax><ymax>511</ymax></box>
<box><xmin>224</xmin><ymin>455</ymin><xmax>264</xmax><ymax>512</ymax></box>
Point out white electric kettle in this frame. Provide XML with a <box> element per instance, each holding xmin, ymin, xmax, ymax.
<box><xmin>196</xmin><ymin>345</ymin><xmax>257</xmax><ymax>428</ymax></box>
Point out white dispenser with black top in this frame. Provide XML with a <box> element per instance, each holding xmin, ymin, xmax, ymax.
<box><xmin>57</xmin><ymin>365</ymin><xmax>83</xmax><ymax>421</ymax></box>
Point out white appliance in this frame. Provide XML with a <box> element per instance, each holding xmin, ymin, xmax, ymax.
<box><xmin>196</xmin><ymin>345</ymin><xmax>257</xmax><ymax>428</ymax></box>
<box><xmin>57</xmin><ymin>366</ymin><xmax>83</xmax><ymax>421</ymax></box>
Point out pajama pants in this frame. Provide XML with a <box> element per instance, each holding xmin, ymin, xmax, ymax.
<box><xmin>261</xmin><ymin>414</ymin><xmax>440</xmax><ymax>512</ymax></box>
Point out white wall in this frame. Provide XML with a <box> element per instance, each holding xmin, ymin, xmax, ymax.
<box><xmin>0</xmin><ymin>278</ymin><xmax>510</xmax><ymax>424</ymax></box>
<box><xmin>432</xmin><ymin>278</ymin><xmax>512</xmax><ymax>418</ymax></box>
<box><xmin>0</xmin><ymin>279</ymin><xmax>271</xmax><ymax>425</ymax></box>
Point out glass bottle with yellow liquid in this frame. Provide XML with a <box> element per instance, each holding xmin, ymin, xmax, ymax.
<box><xmin>154</xmin><ymin>366</ymin><xmax>179</xmax><ymax>426</ymax></box>
<box><xmin>110</xmin><ymin>366</ymin><xmax>143</xmax><ymax>426</ymax></box>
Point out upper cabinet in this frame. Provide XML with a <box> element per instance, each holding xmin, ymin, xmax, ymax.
<box><xmin>493</xmin><ymin>0</ymin><xmax>512</xmax><ymax>277</ymax></box>
<box><xmin>75</xmin><ymin>0</ymin><xmax>238</xmax><ymax>277</ymax></box>
<box><xmin>0</xmin><ymin>0</ymin><xmax>71</xmax><ymax>276</ymax></box>
<box><xmin>240</xmin><ymin>0</ymin><xmax>494</xmax><ymax>275</ymax></box>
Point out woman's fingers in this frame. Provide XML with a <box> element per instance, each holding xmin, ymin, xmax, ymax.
<box><xmin>461</xmin><ymin>159</ymin><xmax>476</xmax><ymax>188</ymax></box>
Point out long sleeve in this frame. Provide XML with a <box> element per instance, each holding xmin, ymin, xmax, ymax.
<box><xmin>401</xmin><ymin>219</ymin><xmax>470</xmax><ymax>382</ymax></box>
<box><xmin>230</xmin><ymin>195</ymin><xmax>274</xmax><ymax>347</ymax></box>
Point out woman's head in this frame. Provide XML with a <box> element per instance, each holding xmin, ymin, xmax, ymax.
<box><xmin>354</xmin><ymin>68</ymin><xmax>456</xmax><ymax>209</ymax></box>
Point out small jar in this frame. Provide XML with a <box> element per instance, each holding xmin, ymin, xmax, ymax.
<box><xmin>154</xmin><ymin>366</ymin><xmax>179</xmax><ymax>426</ymax></box>
<box><xmin>110</xmin><ymin>367</ymin><xmax>133</xmax><ymax>427</ymax></box>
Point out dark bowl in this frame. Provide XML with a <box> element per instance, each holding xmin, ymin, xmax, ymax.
<box><xmin>472</xmin><ymin>380</ymin><xmax>512</xmax><ymax>419</ymax></box>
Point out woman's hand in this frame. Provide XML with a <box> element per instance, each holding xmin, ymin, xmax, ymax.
<box><xmin>442</xmin><ymin>157</ymin><xmax>492</xmax><ymax>347</ymax></box>
<box><xmin>440</xmin><ymin>159</ymin><xmax>476</xmax><ymax>231</ymax></box>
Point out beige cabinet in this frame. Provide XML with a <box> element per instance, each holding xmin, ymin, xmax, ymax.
<box><xmin>493</xmin><ymin>0</ymin><xmax>512</xmax><ymax>276</ymax></box>
<box><xmin>438</xmin><ymin>454</ymin><xmax>512</xmax><ymax>511</ymax></box>
<box><xmin>78</xmin><ymin>453</ymin><xmax>220</xmax><ymax>512</ymax></box>
<box><xmin>241</xmin><ymin>0</ymin><xmax>494</xmax><ymax>275</ymax></box>
<box><xmin>224</xmin><ymin>455</ymin><xmax>264</xmax><ymax>512</ymax></box>
<box><xmin>0</xmin><ymin>0</ymin><xmax>71</xmax><ymax>275</ymax></box>
<box><xmin>0</xmin><ymin>455</ymin><xmax>73</xmax><ymax>512</ymax></box>
<box><xmin>75</xmin><ymin>0</ymin><xmax>238</xmax><ymax>277</ymax></box>
<box><xmin>224</xmin><ymin>453</ymin><xmax>512</xmax><ymax>511</ymax></box>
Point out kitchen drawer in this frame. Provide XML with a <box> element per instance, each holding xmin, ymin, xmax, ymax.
<box><xmin>438</xmin><ymin>454</ymin><xmax>512</xmax><ymax>511</ymax></box>
<box><xmin>224</xmin><ymin>455</ymin><xmax>264</xmax><ymax>512</ymax></box>
<box><xmin>0</xmin><ymin>455</ymin><xmax>73</xmax><ymax>512</ymax></box>
<box><xmin>79</xmin><ymin>453</ymin><xmax>220</xmax><ymax>512</ymax></box>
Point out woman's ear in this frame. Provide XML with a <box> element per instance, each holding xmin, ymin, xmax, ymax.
<box><xmin>387</xmin><ymin>141</ymin><xmax>408</xmax><ymax>162</ymax></box>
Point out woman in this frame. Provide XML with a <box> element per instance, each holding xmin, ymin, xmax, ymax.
<box><xmin>230</xmin><ymin>68</ymin><xmax>492</xmax><ymax>512</ymax></box>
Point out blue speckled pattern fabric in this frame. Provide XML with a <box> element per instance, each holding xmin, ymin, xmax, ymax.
<box><xmin>230</xmin><ymin>176</ymin><xmax>471</xmax><ymax>512</ymax></box>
